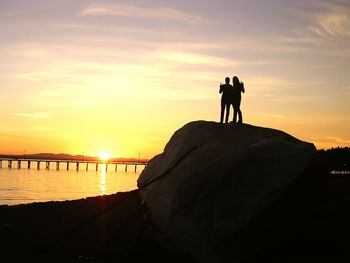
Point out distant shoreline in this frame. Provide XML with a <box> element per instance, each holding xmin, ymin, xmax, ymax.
<box><xmin>0</xmin><ymin>153</ymin><xmax>149</xmax><ymax>163</ymax></box>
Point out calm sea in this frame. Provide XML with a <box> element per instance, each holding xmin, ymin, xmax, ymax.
<box><xmin>0</xmin><ymin>161</ymin><xmax>142</xmax><ymax>206</ymax></box>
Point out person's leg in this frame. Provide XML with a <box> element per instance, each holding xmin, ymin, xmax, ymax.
<box><xmin>230</xmin><ymin>104</ymin><xmax>234</xmax><ymax>123</ymax></box>
<box><xmin>225</xmin><ymin>103</ymin><xmax>230</xmax><ymax>123</ymax></box>
<box><xmin>237</xmin><ymin>99</ymin><xmax>243</xmax><ymax>123</ymax></box>
<box><xmin>237</xmin><ymin>108</ymin><xmax>243</xmax><ymax>123</ymax></box>
<box><xmin>233</xmin><ymin>106</ymin><xmax>237</xmax><ymax>123</ymax></box>
<box><xmin>220</xmin><ymin>102</ymin><xmax>225</xmax><ymax>123</ymax></box>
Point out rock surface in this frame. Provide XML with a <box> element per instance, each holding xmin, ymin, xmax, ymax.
<box><xmin>137</xmin><ymin>121</ymin><xmax>319</xmax><ymax>262</ymax></box>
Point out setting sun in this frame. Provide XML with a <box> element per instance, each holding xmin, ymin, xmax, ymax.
<box><xmin>97</xmin><ymin>152</ymin><xmax>111</xmax><ymax>161</ymax></box>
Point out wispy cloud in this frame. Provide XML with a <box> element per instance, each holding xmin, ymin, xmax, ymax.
<box><xmin>18</xmin><ymin>70</ymin><xmax>79</xmax><ymax>81</ymax></box>
<box><xmin>23</xmin><ymin>125</ymin><xmax>56</xmax><ymax>132</ymax></box>
<box><xmin>10</xmin><ymin>112</ymin><xmax>51</xmax><ymax>119</ymax></box>
<box><xmin>299</xmin><ymin>2</ymin><xmax>350</xmax><ymax>39</ymax></box>
<box><xmin>309</xmin><ymin>16</ymin><xmax>350</xmax><ymax>38</ymax></box>
<box><xmin>80</xmin><ymin>3</ymin><xmax>206</xmax><ymax>23</ymax></box>
<box><xmin>256</xmin><ymin>112</ymin><xmax>284</xmax><ymax>119</ymax></box>
<box><xmin>158</xmin><ymin>51</ymin><xmax>231</xmax><ymax>66</ymax></box>
<box><xmin>327</xmin><ymin>136</ymin><xmax>350</xmax><ymax>144</ymax></box>
<box><xmin>247</xmin><ymin>77</ymin><xmax>323</xmax><ymax>91</ymax></box>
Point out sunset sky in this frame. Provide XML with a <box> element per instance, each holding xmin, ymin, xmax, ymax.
<box><xmin>0</xmin><ymin>0</ymin><xmax>349</xmax><ymax>159</ymax></box>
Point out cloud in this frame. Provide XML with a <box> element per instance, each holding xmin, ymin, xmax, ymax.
<box><xmin>10</xmin><ymin>112</ymin><xmax>51</xmax><ymax>119</ymax></box>
<box><xmin>326</xmin><ymin>136</ymin><xmax>350</xmax><ymax>145</ymax></box>
<box><xmin>18</xmin><ymin>70</ymin><xmax>79</xmax><ymax>81</ymax></box>
<box><xmin>80</xmin><ymin>3</ymin><xmax>206</xmax><ymax>23</ymax></box>
<box><xmin>302</xmin><ymin>2</ymin><xmax>350</xmax><ymax>39</ymax></box>
<box><xmin>22</xmin><ymin>125</ymin><xmax>56</xmax><ymax>132</ymax></box>
<box><xmin>309</xmin><ymin>14</ymin><xmax>350</xmax><ymax>38</ymax></box>
<box><xmin>246</xmin><ymin>77</ymin><xmax>323</xmax><ymax>92</ymax></box>
<box><xmin>158</xmin><ymin>51</ymin><xmax>231</xmax><ymax>66</ymax></box>
<box><xmin>255</xmin><ymin>112</ymin><xmax>284</xmax><ymax>119</ymax></box>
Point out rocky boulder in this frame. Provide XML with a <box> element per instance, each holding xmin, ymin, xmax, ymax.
<box><xmin>137</xmin><ymin>121</ymin><xmax>318</xmax><ymax>262</ymax></box>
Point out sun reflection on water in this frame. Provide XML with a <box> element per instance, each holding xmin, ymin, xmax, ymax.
<box><xmin>100</xmin><ymin>164</ymin><xmax>106</xmax><ymax>195</ymax></box>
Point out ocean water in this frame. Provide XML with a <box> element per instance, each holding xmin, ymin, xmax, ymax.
<box><xmin>0</xmin><ymin>161</ymin><xmax>143</xmax><ymax>206</ymax></box>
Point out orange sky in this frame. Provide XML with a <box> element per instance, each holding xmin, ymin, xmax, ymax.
<box><xmin>0</xmin><ymin>1</ymin><xmax>349</xmax><ymax>158</ymax></box>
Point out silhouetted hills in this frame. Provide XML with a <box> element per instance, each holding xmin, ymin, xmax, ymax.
<box><xmin>29</xmin><ymin>153</ymin><xmax>87</xmax><ymax>160</ymax></box>
<box><xmin>0</xmin><ymin>153</ymin><xmax>148</xmax><ymax>163</ymax></box>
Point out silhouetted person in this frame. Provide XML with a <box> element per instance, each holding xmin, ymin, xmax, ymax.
<box><xmin>231</xmin><ymin>76</ymin><xmax>245</xmax><ymax>124</ymax></box>
<box><xmin>219</xmin><ymin>77</ymin><xmax>233</xmax><ymax>123</ymax></box>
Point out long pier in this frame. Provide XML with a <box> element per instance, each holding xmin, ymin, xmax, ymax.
<box><xmin>0</xmin><ymin>157</ymin><xmax>147</xmax><ymax>172</ymax></box>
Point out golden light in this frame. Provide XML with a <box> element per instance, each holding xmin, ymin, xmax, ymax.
<box><xmin>97</xmin><ymin>151</ymin><xmax>111</xmax><ymax>161</ymax></box>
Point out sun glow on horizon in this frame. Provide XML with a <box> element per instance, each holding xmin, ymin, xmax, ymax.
<box><xmin>97</xmin><ymin>151</ymin><xmax>112</xmax><ymax>161</ymax></box>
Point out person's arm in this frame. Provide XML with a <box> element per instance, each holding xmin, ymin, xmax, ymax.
<box><xmin>241</xmin><ymin>82</ymin><xmax>245</xmax><ymax>93</ymax></box>
<box><xmin>219</xmin><ymin>83</ymin><xmax>223</xmax><ymax>94</ymax></box>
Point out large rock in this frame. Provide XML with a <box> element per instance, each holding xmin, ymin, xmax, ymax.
<box><xmin>137</xmin><ymin>121</ymin><xmax>318</xmax><ymax>262</ymax></box>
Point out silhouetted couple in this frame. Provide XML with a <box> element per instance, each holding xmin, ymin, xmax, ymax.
<box><xmin>219</xmin><ymin>76</ymin><xmax>245</xmax><ymax>124</ymax></box>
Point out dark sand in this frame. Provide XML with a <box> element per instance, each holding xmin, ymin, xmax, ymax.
<box><xmin>0</xmin><ymin>190</ymin><xmax>196</xmax><ymax>262</ymax></box>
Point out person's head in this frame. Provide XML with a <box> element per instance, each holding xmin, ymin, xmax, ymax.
<box><xmin>225</xmin><ymin>77</ymin><xmax>230</xmax><ymax>84</ymax></box>
<box><xmin>233</xmin><ymin>76</ymin><xmax>239</xmax><ymax>84</ymax></box>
